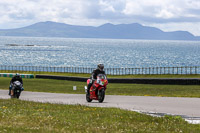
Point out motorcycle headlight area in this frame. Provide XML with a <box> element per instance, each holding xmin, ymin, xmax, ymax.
<box><xmin>97</xmin><ymin>79</ymin><xmax>104</xmax><ymax>85</ymax></box>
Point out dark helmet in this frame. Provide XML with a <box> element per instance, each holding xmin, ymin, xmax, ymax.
<box><xmin>97</xmin><ymin>64</ymin><xmax>104</xmax><ymax>71</ymax></box>
<box><xmin>15</xmin><ymin>73</ymin><xmax>20</xmax><ymax>77</ymax></box>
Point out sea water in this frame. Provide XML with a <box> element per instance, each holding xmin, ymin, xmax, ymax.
<box><xmin>0</xmin><ymin>36</ymin><xmax>200</xmax><ymax>68</ymax></box>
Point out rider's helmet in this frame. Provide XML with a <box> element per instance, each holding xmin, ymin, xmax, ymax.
<box><xmin>15</xmin><ymin>73</ymin><xmax>20</xmax><ymax>77</ymax></box>
<box><xmin>97</xmin><ymin>64</ymin><xmax>104</xmax><ymax>71</ymax></box>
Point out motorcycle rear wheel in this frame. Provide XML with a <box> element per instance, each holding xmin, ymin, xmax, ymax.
<box><xmin>98</xmin><ymin>89</ymin><xmax>105</xmax><ymax>103</ymax></box>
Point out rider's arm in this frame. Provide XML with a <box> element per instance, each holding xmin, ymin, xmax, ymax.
<box><xmin>10</xmin><ymin>77</ymin><xmax>15</xmax><ymax>84</ymax></box>
<box><xmin>91</xmin><ymin>73</ymin><xmax>96</xmax><ymax>80</ymax></box>
<box><xmin>92</xmin><ymin>69</ymin><xmax>98</xmax><ymax>80</ymax></box>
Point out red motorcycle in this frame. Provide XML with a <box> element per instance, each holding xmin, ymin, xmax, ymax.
<box><xmin>85</xmin><ymin>74</ymin><xmax>108</xmax><ymax>103</ymax></box>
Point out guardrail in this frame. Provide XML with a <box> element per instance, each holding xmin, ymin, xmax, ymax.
<box><xmin>35</xmin><ymin>75</ymin><xmax>200</xmax><ymax>85</ymax></box>
<box><xmin>0</xmin><ymin>65</ymin><xmax>200</xmax><ymax>75</ymax></box>
<box><xmin>0</xmin><ymin>73</ymin><xmax>34</xmax><ymax>78</ymax></box>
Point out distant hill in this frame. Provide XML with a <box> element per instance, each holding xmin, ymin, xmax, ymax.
<box><xmin>0</xmin><ymin>21</ymin><xmax>200</xmax><ymax>40</ymax></box>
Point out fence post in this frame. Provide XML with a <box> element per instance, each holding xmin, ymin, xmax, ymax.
<box><xmin>195</xmin><ymin>66</ymin><xmax>197</xmax><ymax>74</ymax></box>
<box><xmin>1</xmin><ymin>65</ymin><xmax>200</xmax><ymax>75</ymax></box>
<box><xmin>149</xmin><ymin>67</ymin><xmax>150</xmax><ymax>75</ymax></box>
<box><xmin>163</xmin><ymin>67</ymin><xmax>165</xmax><ymax>74</ymax></box>
<box><xmin>181</xmin><ymin>67</ymin><xmax>182</xmax><ymax>74</ymax></box>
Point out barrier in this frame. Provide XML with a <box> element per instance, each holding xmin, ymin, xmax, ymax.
<box><xmin>108</xmin><ymin>78</ymin><xmax>200</xmax><ymax>85</ymax></box>
<box><xmin>35</xmin><ymin>75</ymin><xmax>87</xmax><ymax>82</ymax></box>
<box><xmin>0</xmin><ymin>73</ymin><xmax>34</xmax><ymax>78</ymax></box>
<box><xmin>35</xmin><ymin>75</ymin><xmax>200</xmax><ymax>85</ymax></box>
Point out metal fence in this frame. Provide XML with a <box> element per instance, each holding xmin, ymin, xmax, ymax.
<box><xmin>0</xmin><ymin>65</ymin><xmax>200</xmax><ymax>75</ymax></box>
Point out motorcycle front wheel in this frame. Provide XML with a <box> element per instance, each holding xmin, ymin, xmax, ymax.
<box><xmin>11</xmin><ymin>94</ymin><xmax>19</xmax><ymax>99</ymax></box>
<box><xmin>11</xmin><ymin>91</ymin><xmax>20</xmax><ymax>99</ymax></box>
<box><xmin>86</xmin><ymin>93</ymin><xmax>92</xmax><ymax>102</ymax></box>
<box><xmin>16</xmin><ymin>94</ymin><xmax>20</xmax><ymax>99</ymax></box>
<box><xmin>98</xmin><ymin>89</ymin><xmax>105</xmax><ymax>103</ymax></box>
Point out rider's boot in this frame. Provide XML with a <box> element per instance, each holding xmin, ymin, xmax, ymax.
<box><xmin>11</xmin><ymin>90</ymin><xmax>14</xmax><ymax>96</ymax></box>
<box><xmin>8</xmin><ymin>85</ymin><xmax>12</xmax><ymax>95</ymax></box>
<box><xmin>8</xmin><ymin>89</ymin><xmax>11</xmax><ymax>95</ymax></box>
<box><xmin>87</xmin><ymin>86</ymin><xmax>90</xmax><ymax>94</ymax></box>
<box><xmin>87</xmin><ymin>83</ymin><xmax>92</xmax><ymax>95</ymax></box>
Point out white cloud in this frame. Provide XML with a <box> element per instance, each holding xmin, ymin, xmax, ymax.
<box><xmin>156</xmin><ymin>9</ymin><xmax>175</xmax><ymax>19</ymax></box>
<box><xmin>186</xmin><ymin>0</ymin><xmax>200</xmax><ymax>9</ymax></box>
<box><xmin>123</xmin><ymin>1</ymin><xmax>143</xmax><ymax>15</ymax></box>
<box><xmin>0</xmin><ymin>0</ymin><xmax>200</xmax><ymax>35</ymax></box>
<box><xmin>99</xmin><ymin>0</ymin><xmax>116</xmax><ymax>12</ymax></box>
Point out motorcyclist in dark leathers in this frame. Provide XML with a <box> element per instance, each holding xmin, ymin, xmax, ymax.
<box><xmin>9</xmin><ymin>73</ymin><xmax>23</xmax><ymax>95</ymax></box>
<box><xmin>87</xmin><ymin>64</ymin><xmax>105</xmax><ymax>94</ymax></box>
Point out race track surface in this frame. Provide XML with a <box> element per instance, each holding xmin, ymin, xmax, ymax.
<box><xmin>0</xmin><ymin>89</ymin><xmax>200</xmax><ymax>124</ymax></box>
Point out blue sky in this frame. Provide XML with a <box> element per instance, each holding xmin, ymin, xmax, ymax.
<box><xmin>0</xmin><ymin>0</ymin><xmax>200</xmax><ymax>36</ymax></box>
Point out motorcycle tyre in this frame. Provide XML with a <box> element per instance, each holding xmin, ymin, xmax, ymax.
<box><xmin>98</xmin><ymin>89</ymin><xmax>105</xmax><ymax>103</ymax></box>
<box><xmin>16</xmin><ymin>91</ymin><xmax>21</xmax><ymax>99</ymax></box>
<box><xmin>16</xmin><ymin>94</ymin><xmax>20</xmax><ymax>99</ymax></box>
<box><xmin>11</xmin><ymin>92</ymin><xmax>20</xmax><ymax>99</ymax></box>
<box><xmin>86</xmin><ymin>93</ymin><xmax>92</xmax><ymax>102</ymax></box>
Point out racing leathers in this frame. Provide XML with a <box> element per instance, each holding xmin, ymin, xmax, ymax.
<box><xmin>9</xmin><ymin>75</ymin><xmax>23</xmax><ymax>95</ymax></box>
<box><xmin>87</xmin><ymin>69</ymin><xmax>105</xmax><ymax>94</ymax></box>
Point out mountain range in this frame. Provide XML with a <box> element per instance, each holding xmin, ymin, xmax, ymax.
<box><xmin>0</xmin><ymin>21</ymin><xmax>199</xmax><ymax>40</ymax></box>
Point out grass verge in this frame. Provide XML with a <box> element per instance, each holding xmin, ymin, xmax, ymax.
<box><xmin>0</xmin><ymin>99</ymin><xmax>199</xmax><ymax>132</ymax></box>
<box><xmin>1</xmin><ymin>77</ymin><xmax>200</xmax><ymax>97</ymax></box>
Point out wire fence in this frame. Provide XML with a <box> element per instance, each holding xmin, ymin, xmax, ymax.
<box><xmin>0</xmin><ymin>65</ymin><xmax>200</xmax><ymax>75</ymax></box>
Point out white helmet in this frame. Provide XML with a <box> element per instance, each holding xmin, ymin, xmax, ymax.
<box><xmin>97</xmin><ymin>64</ymin><xmax>104</xmax><ymax>71</ymax></box>
<box><xmin>15</xmin><ymin>73</ymin><xmax>20</xmax><ymax>76</ymax></box>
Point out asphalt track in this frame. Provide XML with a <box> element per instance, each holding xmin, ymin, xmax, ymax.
<box><xmin>0</xmin><ymin>89</ymin><xmax>200</xmax><ymax>124</ymax></box>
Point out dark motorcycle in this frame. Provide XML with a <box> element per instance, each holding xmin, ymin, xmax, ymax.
<box><xmin>85</xmin><ymin>74</ymin><xmax>108</xmax><ymax>103</ymax></box>
<box><xmin>10</xmin><ymin>81</ymin><xmax>23</xmax><ymax>99</ymax></box>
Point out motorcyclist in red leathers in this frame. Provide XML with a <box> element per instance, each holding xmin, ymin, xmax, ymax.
<box><xmin>87</xmin><ymin>64</ymin><xmax>105</xmax><ymax>94</ymax></box>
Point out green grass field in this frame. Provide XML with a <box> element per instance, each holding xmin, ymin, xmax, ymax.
<box><xmin>0</xmin><ymin>99</ymin><xmax>200</xmax><ymax>132</ymax></box>
<box><xmin>0</xmin><ymin>77</ymin><xmax>200</xmax><ymax>97</ymax></box>
<box><xmin>1</xmin><ymin>71</ymin><xmax>200</xmax><ymax>132</ymax></box>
